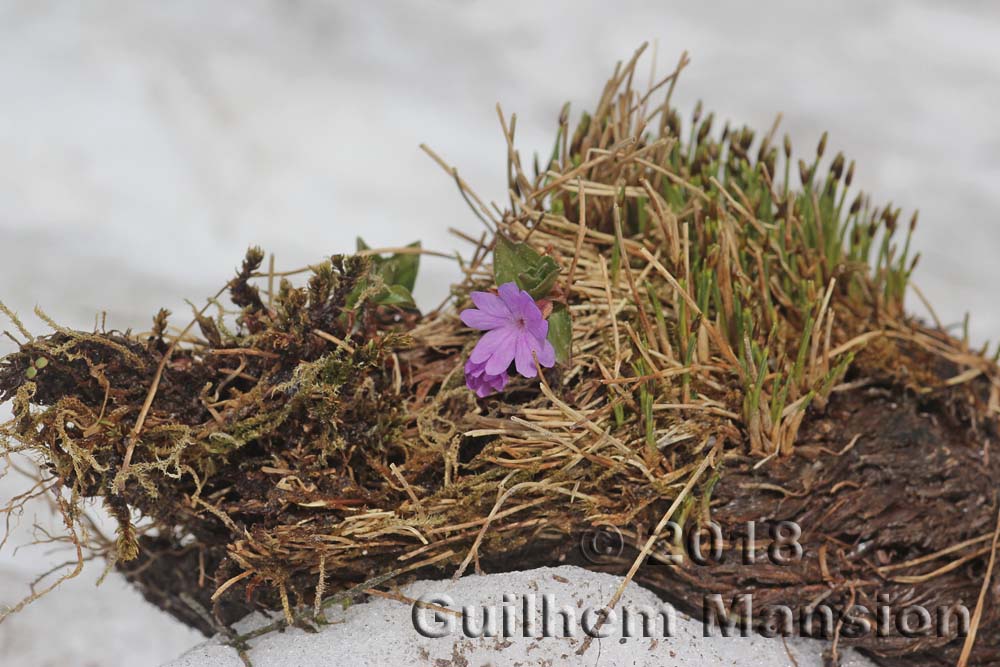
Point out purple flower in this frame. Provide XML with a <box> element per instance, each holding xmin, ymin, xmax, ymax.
<box><xmin>464</xmin><ymin>358</ymin><xmax>510</xmax><ymax>398</ymax></box>
<box><xmin>460</xmin><ymin>282</ymin><xmax>557</xmax><ymax>396</ymax></box>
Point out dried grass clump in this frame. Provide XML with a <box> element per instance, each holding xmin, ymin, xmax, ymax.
<box><xmin>2</xmin><ymin>45</ymin><xmax>999</xmax><ymax>665</ymax></box>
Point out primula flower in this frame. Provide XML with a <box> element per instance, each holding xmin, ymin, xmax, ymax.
<box><xmin>463</xmin><ymin>358</ymin><xmax>510</xmax><ymax>398</ymax></box>
<box><xmin>460</xmin><ymin>282</ymin><xmax>557</xmax><ymax>396</ymax></box>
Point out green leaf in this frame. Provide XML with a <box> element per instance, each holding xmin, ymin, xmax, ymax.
<box><xmin>517</xmin><ymin>256</ymin><xmax>560</xmax><ymax>300</ymax></box>
<box><xmin>610</xmin><ymin>236</ymin><xmax>621</xmax><ymax>283</ymax></box>
<box><xmin>358</xmin><ymin>239</ymin><xmax>421</xmax><ymax>294</ymax></box>
<box><xmin>345</xmin><ymin>280</ymin><xmax>364</xmax><ymax>310</ymax></box>
<box><xmin>378</xmin><ymin>257</ymin><xmax>400</xmax><ymax>286</ymax></box>
<box><xmin>374</xmin><ymin>284</ymin><xmax>415</xmax><ymax>308</ymax></box>
<box><xmin>637</xmin><ymin>196</ymin><xmax>649</xmax><ymax>234</ymax></box>
<box><xmin>494</xmin><ymin>235</ymin><xmax>560</xmax><ymax>299</ymax></box>
<box><xmin>494</xmin><ymin>235</ymin><xmax>542</xmax><ymax>286</ymax></box>
<box><xmin>547</xmin><ymin>302</ymin><xmax>572</xmax><ymax>363</ymax></box>
<box><xmin>390</xmin><ymin>241</ymin><xmax>421</xmax><ymax>292</ymax></box>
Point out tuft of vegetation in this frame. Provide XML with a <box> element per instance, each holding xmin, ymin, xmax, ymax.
<box><xmin>2</xmin><ymin>44</ymin><xmax>998</xmax><ymax>665</ymax></box>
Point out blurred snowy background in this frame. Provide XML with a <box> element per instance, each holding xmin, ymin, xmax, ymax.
<box><xmin>1</xmin><ymin>1</ymin><xmax>998</xmax><ymax>665</ymax></box>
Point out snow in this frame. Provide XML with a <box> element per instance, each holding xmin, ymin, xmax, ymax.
<box><xmin>164</xmin><ymin>566</ymin><xmax>879</xmax><ymax>667</ymax></box>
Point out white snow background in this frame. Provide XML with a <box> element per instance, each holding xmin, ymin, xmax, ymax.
<box><xmin>1</xmin><ymin>1</ymin><xmax>998</xmax><ymax>665</ymax></box>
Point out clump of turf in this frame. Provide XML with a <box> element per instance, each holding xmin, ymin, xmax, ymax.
<box><xmin>2</xmin><ymin>44</ymin><xmax>998</xmax><ymax>666</ymax></box>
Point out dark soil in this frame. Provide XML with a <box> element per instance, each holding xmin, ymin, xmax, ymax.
<box><xmin>616</xmin><ymin>382</ymin><xmax>999</xmax><ymax>667</ymax></box>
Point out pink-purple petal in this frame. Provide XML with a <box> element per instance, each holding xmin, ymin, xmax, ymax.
<box><xmin>525</xmin><ymin>316</ymin><xmax>548</xmax><ymax>341</ymax></box>
<box><xmin>460</xmin><ymin>308</ymin><xmax>509</xmax><ymax>331</ymax></box>
<box><xmin>484</xmin><ymin>331</ymin><xmax>518</xmax><ymax>374</ymax></box>
<box><xmin>511</xmin><ymin>289</ymin><xmax>543</xmax><ymax>321</ymax></box>
<box><xmin>465</xmin><ymin>357</ymin><xmax>509</xmax><ymax>397</ymax></box>
<box><xmin>469</xmin><ymin>326</ymin><xmax>515</xmax><ymax>364</ymax></box>
<box><xmin>488</xmin><ymin>372</ymin><xmax>508</xmax><ymax>392</ymax></box>
<box><xmin>497</xmin><ymin>282</ymin><xmax>523</xmax><ymax>311</ymax></box>
<box><xmin>470</xmin><ymin>291</ymin><xmax>510</xmax><ymax>318</ymax></box>
<box><xmin>536</xmin><ymin>337</ymin><xmax>557</xmax><ymax>367</ymax></box>
<box><xmin>514</xmin><ymin>335</ymin><xmax>537</xmax><ymax>378</ymax></box>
